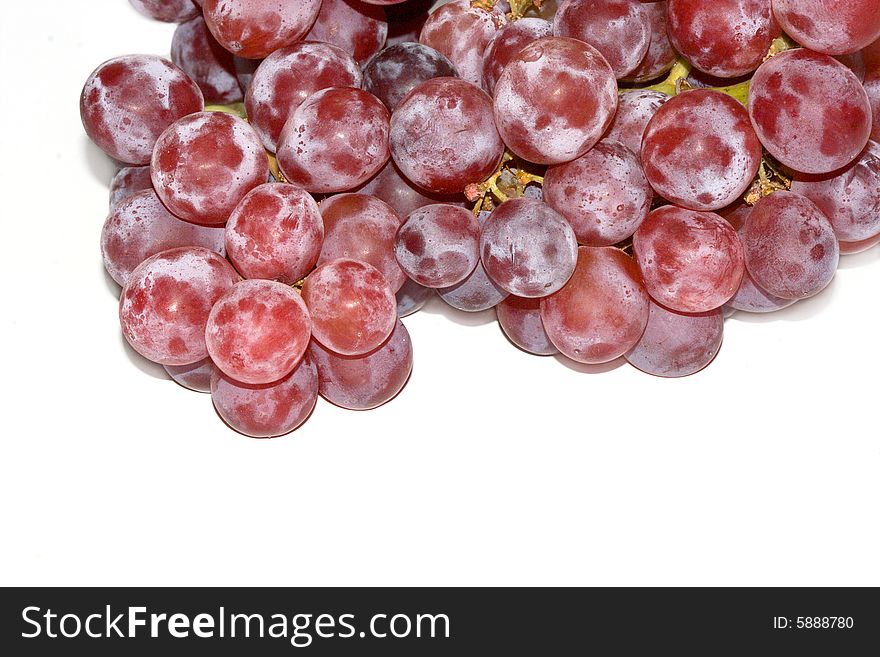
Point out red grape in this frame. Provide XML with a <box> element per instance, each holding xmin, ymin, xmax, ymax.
<box><xmin>624</xmin><ymin>1</ymin><xmax>677</xmax><ymax>82</ymax></box>
<box><xmin>667</xmin><ymin>0</ymin><xmax>779</xmax><ymax>78</ymax></box>
<box><xmin>625</xmin><ymin>301</ymin><xmax>724</xmax><ymax>377</ymax></box>
<box><xmin>233</xmin><ymin>56</ymin><xmax>260</xmax><ymax>92</ymax></box>
<box><xmin>309</xmin><ymin>320</ymin><xmax>413</xmax><ymax>411</ymax></box>
<box><xmin>497</xmin><ymin>295</ymin><xmax>559</xmax><ymax>356</ymax></box>
<box><xmin>493</xmin><ymin>37</ymin><xmax>618</xmax><ymax>165</ymax></box>
<box><xmin>129</xmin><ymin>0</ymin><xmax>199</xmax><ymax>23</ymax></box>
<box><xmin>390</xmin><ymin>77</ymin><xmax>503</xmax><ymax>194</ymax></box>
<box><xmin>102</xmin><ymin>189</ymin><xmax>226</xmax><ymax>286</ymax></box>
<box><xmin>740</xmin><ymin>191</ymin><xmax>840</xmax><ymax>300</ymax></box>
<box><xmin>840</xmin><ymin>233</ymin><xmax>880</xmax><ymax>254</ymax></box>
<box><xmin>152</xmin><ymin>111</ymin><xmax>268</xmax><ymax>226</ymax></box>
<box><xmin>109</xmin><ymin>166</ymin><xmax>153</xmax><ymax>208</ymax></box>
<box><xmin>363</xmin><ymin>43</ymin><xmax>458</xmax><ymax>111</ymax></box>
<box><xmin>165</xmin><ymin>357</ymin><xmax>215</xmax><ymax>393</ymax></box>
<box><xmin>394</xmin><ymin>204</ymin><xmax>480</xmax><ymax>288</ymax></box>
<box><xmin>386</xmin><ymin>0</ymin><xmax>432</xmax><ymax>47</ymax></box>
<box><xmin>604</xmin><ymin>90</ymin><xmax>669</xmax><ymax>162</ymax></box>
<box><xmin>225</xmin><ymin>183</ymin><xmax>323</xmax><ymax>285</ymax></box>
<box><xmin>540</xmin><ymin>246</ymin><xmax>650</xmax><ymax>364</ymax></box>
<box><xmin>481</xmin><ymin>198</ymin><xmax>579</xmax><ymax>298</ymax></box>
<box><xmin>634</xmin><ymin>206</ymin><xmax>745</xmax><ymax>313</ymax></box>
<box><xmin>749</xmin><ymin>49</ymin><xmax>872</xmax><ymax>174</ymax></box>
<box><xmin>866</xmin><ymin>78</ymin><xmax>880</xmax><ymax>143</ymax></box>
<box><xmin>318</xmin><ymin>193</ymin><xmax>406</xmax><ymax>292</ymax></box>
<box><xmin>729</xmin><ymin>268</ymin><xmax>798</xmax><ymax>313</ymax></box>
<box><xmin>120</xmin><ymin>247</ymin><xmax>239</xmax><ymax>366</ymax></box>
<box><xmin>482</xmin><ymin>18</ymin><xmax>553</xmax><ymax>94</ymax></box>
<box><xmin>201</xmin><ymin>0</ymin><xmax>322</xmax><ymax>60</ymax></box>
<box><xmin>171</xmin><ymin>16</ymin><xmax>242</xmax><ymax>105</ymax></box>
<box><xmin>355</xmin><ymin>161</ymin><xmax>463</xmax><ymax>217</ymax></box>
<box><xmin>211</xmin><ymin>355</ymin><xmax>319</xmax><ymax>438</ymax></box>
<box><xmin>302</xmin><ymin>259</ymin><xmax>397</xmax><ymax>356</ymax></box>
<box><xmin>305</xmin><ymin>0</ymin><xmax>388</xmax><ymax>66</ymax></box>
<box><xmin>771</xmin><ymin>0</ymin><xmax>880</xmax><ymax>56</ymax></box>
<box><xmin>544</xmin><ymin>140</ymin><xmax>653</xmax><ymax>246</ymax></box>
<box><xmin>206</xmin><ymin>279</ymin><xmax>312</xmax><ymax>385</ymax></box>
<box><xmin>396</xmin><ymin>277</ymin><xmax>435</xmax><ymax>317</ymax></box>
<box><xmin>277</xmin><ymin>88</ymin><xmax>390</xmax><ymax>194</ymax></box>
<box><xmin>81</xmin><ymin>55</ymin><xmax>204</xmax><ymax>165</ymax></box>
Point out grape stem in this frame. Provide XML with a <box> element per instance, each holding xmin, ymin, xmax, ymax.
<box><xmin>508</xmin><ymin>0</ymin><xmax>542</xmax><ymax>19</ymax></box>
<box><xmin>466</xmin><ymin>152</ymin><xmax>545</xmax><ymax>214</ymax></box>
<box><xmin>744</xmin><ymin>155</ymin><xmax>792</xmax><ymax>205</ymax></box>
<box><xmin>267</xmin><ymin>152</ymin><xmax>288</xmax><ymax>183</ymax></box>
<box><xmin>205</xmin><ymin>102</ymin><xmax>247</xmax><ymax>118</ymax></box>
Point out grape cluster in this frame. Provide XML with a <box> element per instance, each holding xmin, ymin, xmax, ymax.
<box><xmin>85</xmin><ymin>0</ymin><xmax>880</xmax><ymax>438</ymax></box>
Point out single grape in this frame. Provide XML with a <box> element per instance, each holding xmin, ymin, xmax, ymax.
<box><xmin>625</xmin><ymin>302</ymin><xmax>724</xmax><ymax>378</ymax></box>
<box><xmin>481</xmin><ymin>198</ymin><xmax>579</xmax><ymax>298</ymax></box>
<box><xmin>866</xmin><ymin>78</ymin><xmax>880</xmax><ymax>143</ymax></box>
<box><xmin>211</xmin><ymin>355</ymin><xmax>319</xmax><ymax>438</ymax></box>
<box><xmin>497</xmin><ymin>295</ymin><xmax>559</xmax><ymax>356</ymax></box>
<box><xmin>771</xmin><ymin>0</ymin><xmax>880</xmax><ymax>56</ymax></box>
<box><xmin>81</xmin><ymin>55</ymin><xmax>204</xmax><ymax>165</ymax></box>
<box><xmin>729</xmin><ymin>268</ymin><xmax>798</xmax><ymax>313</ymax></box>
<box><xmin>129</xmin><ymin>0</ymin><xmax>200</xmax><ymax>23</ymax></box>
<box><xmin>277</xmin><ymin>88</ymin><xmax>390</xmax><ymax>194</ymax></box>
<box><xmin>201</xmin><ymin>0</ymin><xmax>322</xmax><ymax>60</ymax></box>
<box><xmin>305</xmin><ymin>0</ymin><xmax>388</xmax><ymax>66</ymax></box>
<box><xmin>749</xmin><ymin>49</ymin><xmax>872</xmax><ymax>174</ymax></box>
<box><xmin>102</xmin><ymin>190</ymin><xmax>226</xmax><ymax>286</ymax></box>
<box><xmin>355</xmin><ymin>161</ymin><xmax>463</xmax><ymax>217</ymax></box>
<box><xmin>363</xmin><ymin>43</ymin><xmax>458</xmax><ymax>111</ymax></box>
<box><xmin>396</xmin><ymin>277</ymin><xmax>435</xmax><ymax>317</ymax></box>
<box><xmin>390</xmin><ymin>77</ymin><xmax>503</xmax><ymax>194</ymax></box>
<box><xmin>318</xmin><ymin>194</ymin><xmax>406</xmax><ymax>292</ymax></box>
<box><xmin>624</xmin><ymin>1</ymin><xmax>677</xmax><ymax>82</ymax></box>
<box><xmin>309</xmin><ymin>319</ymin><xmax>413</xmax><ymax>411</ymax></box>
<box><xmin>544</xmin><ymin>140</ymin><xmax>653</xmax><ymax>246</ymax></box>
<box><xmin>482</xmin><ymin>18</ymin><xmax>553</xmax><ymax>94</ymax></box>
<box><xmin>540</xmin><ymin>246</ymin><xmax>650</xmax><ymax>364</ymax></box>
<box><xmin>603</xmin><ymin>90</ymin><xmax>669</xmax><ymax>162</ymax></box>
<box><xmin>740</xmin><ymin>191</ymin><xmax>840</xmax><ymax>300</ymax></box>
<box><xmin>109</xmin><ymin>166</ymin><xmax>153</xmax><ymax>208</ymax></box>
<box><xmin>641</xmin><ymin>90</ymin><xmax>762</xmax><ymax>211</ymax></box>
<box><xmin>171</xmin><ymin>16</ymin><xmax>242</xmax><ymax>105</ymax></box>
<box><xmin>395</xmin><ymin>204</ymin><xmax>481</xmax><ymax>288</ymax></box>
<box><xmin>302</xmin><ymin>258</ymin><xmax>398</xmax><ymax>356</ymax></box>
<box><xmin>165</xmin><ymin>357</ymin><xmax>215</xmax><ymax>393</ymax></box>
<box><xmin>119</xmin><ymin>247</ymin><xmax>239</xmax><ymax>366</ymax></box>
<box><xmin>493</xmin><ymin>37</ymin><xmax>618</xmax><ymax>165</ymax></box>
<box><xmin>225</xmin><ymin>183</ymin><xmax>323</xmax><ymax>285</ymax></box>
<box><xmin>840</xmin><ymin>233</ymin><xmax>880</xmax><ymax>254</ymax></box>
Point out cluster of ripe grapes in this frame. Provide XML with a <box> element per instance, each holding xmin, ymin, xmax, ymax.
<box><xmin>84</xmin><ymin>0</ymin><xmax>880</xmax><ymax>438</ymax></box>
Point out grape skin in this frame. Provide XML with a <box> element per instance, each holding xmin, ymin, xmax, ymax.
<box><xmin>840</xmin><ymin>233</ymin><xmax>880</xmax><ymax>255</ymax></box>
<box><xmin>624</xmin><ymin>1</ymin><xmax>677</xmax><ymax>83</ymax></box>
<box><xmin>309</xmin><ymin>320</ymin><xmax>413</xmax><ymax>411</ymax></box>
<box><xmin>497</xmin><ymin>295</ymin><xmax>559</xmax><ymax>356</ymax></box>
<box><xmin>165</xmin><ymin>357</ymin><xmax>215</xmax><ymax>393</ymax></box>
<box><xmin>396</xmin><ymin>278</ymin><xmax>435</xmax><ymax>317</ymax></box>
<box><xmin>277</xmin><ymin>88</ymin><xmax>390</xmax><ymax>194</ymax></box>
<box><xmin>211</xmin><ymin>356</ymin><xmax>319</xmax><ymax>439</ymax></box>
<box><xmin>363</xmin><ymin>43</ymin><xmax>458</xmax><ymax>112</ymax></box>
<box><xmin>641</xmin><ymin>90</ymin><xmax>762</xmax><ymax>211</ymax></box>
<box><xmin>540</xmin><ymin>246</ymin><xmax>650</xmax><ymax>364</ymax></box>
<box><xmin>206</xmin><ymin>280</ymin><xmax>312</xmax><ymax>385</ymax></box>
<box><xmin>81</xmin><ymin>55</ymin><xmax>204</xmax><ymax>165</ymax></box>
<box><xmin>604</xmin><ymin>90</ymin><xmax>669</xmax><ymax>163</ymax></box>
<box><xmin>544</xmin><ymin>140</ymin><xmax>653</xmax><ymax>246</ymax></box>
<box><xmin>493</xmin><ymin>37</ymin><xmax>618</xmax><ymax>165</ymax></box>
<box><xmin>355</xmin><ymin>161</ymin><xmax>464</xmax><ymax>218</ymax></box>
<box><xmin>305</xmin><ymin>0</ymin><xmax>388</xmax><ymax>67</ymax></box>
<box><xmin>729</xmin><ymin>268</ymin><xmax>798</xmax><ymax>313</ymax></box>
<box><xmin>109</xmin><ymin>166</ymin><xmax>154</xmax><ymax>208</ymax></box>
<box><xmin>171</xmin><ymin>16</ymin><xmax>242</xmax><ymax>105</ymax></box>
<box><xmin>771</xmin><ymin>0</ymin><xmax>880</xmax><ymax>56</ymax></box>
<box><xmin>225</xmin><ymin>183</ymin><xmax>324</xmax><ymax>285</ymax></box>
<box><xmin>482</xmin><ymin>18</ymin><xmax>553</xmax><ymax>94</ymax></box>
<box><xmin>119</xmin><ymin>247</ymin><xmax>240</xmax><ymax>366</ymax></box>
<box><xmin>129</xmin><ymin>0</ymin><xmax>200</xmax><ymax>23</ymax></box>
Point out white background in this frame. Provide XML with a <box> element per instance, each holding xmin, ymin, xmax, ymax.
<box><xmin>1</xmin><ymin>1</ymin><xmax>878</xmax><ymax>587</ymax></box>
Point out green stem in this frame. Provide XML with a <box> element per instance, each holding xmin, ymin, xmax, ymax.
<box><xmin>205</xmin><ymin>102</ymin><xmax>247</xmax><ymax>119</ymax></box>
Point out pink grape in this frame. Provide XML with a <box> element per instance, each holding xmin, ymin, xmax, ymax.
<box><xmin>171</xmin><ymin>16</ymin><xmax>242</xmax><ymax>105</ymax></box>
<box><xmin>309</xmin><ymin>320</ymin><xmax>413</xmax><ymax>411</ymax></box>
<box><xmin>791</xmin><ymin>141</ymin><xmax>880</xmax><ymax>242</ymax></box>
<box><xmin>749</xmin><ymin>49</ymin><xmax>872</xmax><ymax>174</ymax></box>
<box><xmin>102</xmin><ymin>189</ymin><xmax>226</xmax><ymax>286</ymax></box>
<box><xmin>109</xmin><ymin>166</ymin><xmax>153</xmax><ymax>208</ymax></box>
<box><xmin>840</xmin><ymin>233</ymin><xmax>880</xmax><ymax>254</ymax></box>
<box><xmin>634</xmin><ymin>206</ymin><xmax>745</xmax><ymax>313</ymax></box>
<box><xmin>544</xmin><ymin>140</ymin><xmax>653</xmax><ymax>246</ymax></box>
<box><xmin>245</xmin><ymin>43</ymin><xmax>361</xmax><ymax>152</ymax></box>
<box><xmin>729</xmin><ymin>268</ymin><xmax>798</xmax><ymax>313</ymax></box>
<box><xmin>165</xmin><ymin>357</ymin><xmax>215</xmax><ymax>393</ymax></box>
<box><xmin>771</xmin><ymin>0</ymin><xmax>880</xmax><ymax>56</ymax></box>
<box><xmin>305</xmin><ymin>0</ymin><xmax>388</xmax><ymax>66</ymax></box>
<box><xmin>206</xmin><ymin>280</ymin><xmax>312</xmax><ymax>385</ymax></box>
<box><xmin>302</xmin><ymin>259</ymin><xmax>397</xmax><ymax>356</ymax></box>
<box><xmin>277</xmin><ymin>88</ymin><xmax>390</xmax><ymax>194</ymax></box>
<box><xmin>493</xmin><ymin>37</ymin><xmax>618</xmax><ymax>165</ymax></box>
<box><xmin>667</xmin><ymin>0</ymin><xmax>779</xmax><ymax>78</ymax></box>
<box><xmin>390</xmin><ymin>77</ymin><xmax>503</xmax><ymax>194</ymax></box>
<box><xmin>394</xmin><ymin>204</ymin><xmax>481</xmax><ymax>288</ymax></box>
<box><xmin>202</xmin><ymin>0</ymin><xmax>322</xmax><ymax>60</ymax></box>
<box><xmin>318</xmin><ymin>194</ymin><xmax>406</xmax><ymax>292</ymax></box>
<box><xmin>129</xmin><ymin>0</ymin><xmax>199</xmax><ymax>23</ymax></box>
<box><xmin>641</xmin><ymin>90</ymin><xmax>762</xmax><ymax>211</ymax></box>
<box><xmin>740</xmin><ymin>191</ymin><xmax>840</xmax><ymax>300</ymax></box>
<box><xmin>625</xmin><ymin>301</ymin><xmax>724</xmax><ymax>378</ymax></box>
<box><xmin>624</xmin><ymin>1</ymin><xmax>677</xmax><ymax>82</ymax></box>
<box><xmin>482</xmin><ymin>18</ymin><xmax>553</xmax><ymax>93</ymax></box>
<box><xmin>419</xmin><ymin>0</ymin><xmax>507</xmax><ymax>88</ymax></box>
<box><xmin>540</xmin><ymin>246</ymin><xmax>650</xmax><ymax>364</ymax></box>
<box><xmin>480</xmin><ymin>198</ymin><xmax>579</xmax><ymax>298</ymax></box>
<box><xmin>224</xmin><ymin>183</ymin><xmax>323</xmax><ymax>285</ymax></box>
<box><xmin>355</xmin><ymin>161</ymin><xmax>463</xmax><ymax>217</ymax></box>
<box><xmin>396</xmin><ymin>278</ymin><xmax>435</xmax><ymax>317</ymax></box>
<box><xmin>81</xmin><ymin>55</ymin><xmax>204</xmax><ymax>165</ymax></box>
<box><xmin>211</xmin><ymin>356</ymin><xmax>319</xmax><ymax>438</ymax></box>
<box><xmin>866</xmin><ymin>78</ymin><xmax>880</xmax><ymax>143</ymax></box>
<box><xmin>497</xmin><ymin>295</ymin><xmax>559</xmax><ymax>356</ymax></box>
<box><xmin>604</xmin><ymin>90</ymin><xmax>669</xmax><ymax>162</ymax></box>
<box><xmin>119</xmin><ymin>247</ymin><xmax>239</xmax><ymax>366</ymax></box>
<box><xmin>363</xmin><ymin>43</ymin><xmax>458</xmax><ymax>111</ymax></box>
